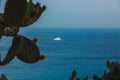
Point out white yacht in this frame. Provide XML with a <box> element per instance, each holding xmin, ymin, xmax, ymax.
<box><xmin>53</xmin><ymin>37</ymin><xmax>62</xmax><ymax>41</ymax></box>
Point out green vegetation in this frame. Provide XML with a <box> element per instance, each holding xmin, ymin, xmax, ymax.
<box><xmin>1</xmin><ymin>74</ymin><xmax>8</xmax><ymax>80</ymax></box>
<box><xmin>70</xmin><ymin>69</ymin><xmax>80</xmax><ymax>80</ymax></box>
<box><xmin>0</xmin><ymin>0</ymin><xmax>46</xmax><ymax>79</ymax></box>
<box><xmin>70</xmin><ymin>61</ymin><xmax>120</xmax><ymax>80</ymax></box>
<box><xmin>4</xmin><ymin>0</ymin><xmax>27</xmax><ymax>26</ymax></box>
<box><xmin>0</xmin><ymin>0</ymin><xmax>46</xmax><ymax>65</ymax></box>
<box><xmin>0</xmin><ymin>0</ymin><xmax>120</xmax><ymax>80</ymax></box>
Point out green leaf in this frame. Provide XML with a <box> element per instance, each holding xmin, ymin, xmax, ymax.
<box><xmin>20</xmin><ymin>1</ymin><xmax>46</xmax><ymax>27</ymax></box>
<box><xmin>0</xmin><ymin>13</ymin><xmax>5</xmax><ymax>39</ymax></box>
<box><xmin>110</xmin><ymin>62</ymin><xmax>115</xmax><ymax>73</ymax></box>
<box><xmin>106</xmin><ymin>60</ymin><xmax>111</xmax><ymax>69</ymax></box>
<box><xmin>0</xmin><ymin>13</ymin><xmax>19</xmax><ymax>37</ymax></box>
<box><xmin>106</xmin><ymin>61</ymin><xmax>115</xmax><ymax>73</ymax></box>
<box><xmin>0</xmin><ymin>35</ymin><xmax>45</xmax><ymax>66</ymax></box>
<box><xmin>27</xmin><ymin>0</ymin><xmax>36</xmax><ymax>12</ymax></box>
<box><xmin>72</xmin><ymin>70</ymin><xmax>76</xmax><ymax>79</ymax></box>
<box><xmin>0</xmin><ymin>26</ymin><xmax>4</xmax><ymax>39</ymax></box>
<box><xmin>4</xmin><ymin>0</ymin><xmax>27</xmax><ymax>26</ymax></box>
<box><xmin>1</xmin><ymin>74</ymin><xmax>8</xmax><ymax>80</ymax></box>
<box><xmin>16</xmin><ymin>35</ymin><xmax>44</xmax><ymax>63</ymax></box>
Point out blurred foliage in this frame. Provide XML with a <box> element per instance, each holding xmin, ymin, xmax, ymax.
<box><xmin>70</xmin><ymin>61</ymin><xmax>120</xmax><ymax>80</ymax></box>
<box><xmin>70</xmin><ymin>70</ymin><xmax>80</xmax><ymax>80</ymax></box>
<box><xmin>0</xmin><ymin>0</ymin><xmax>46</xmax><ymax>79</ymax></box>
<box><xmin>0</xmin><ymin>0</ymin><xmax>46</xmax><ymax>65</ymax></box>
<box><xmin>1</xmin><ymin>74</ymin><xmax>8</xmax><ymax>80</ymax></box>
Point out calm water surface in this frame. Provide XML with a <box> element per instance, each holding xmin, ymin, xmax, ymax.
<box><xmin>0</xmin><ymin>28</ymin><xmax>120</xmax><ymax>80</ymax></box>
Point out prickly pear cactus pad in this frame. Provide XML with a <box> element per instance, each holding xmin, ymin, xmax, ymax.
<box><xmin>16</xmin><ymin>35</ymin><xmax>44</xmax><ymax>63</ymax></box>
<box><xmin>0</xmin><ymin>35</ymin><xmax>21</xmax><ymax>65</ymax></box>
<box><xmin>4</xmin><ymin>0</ymin><xmax>27</xmax><ymax>26</ymax></box>
<box><xmin>0</xmin><ymin>14</ymin><xmax>5</xmax><ymax>39</ymax></box>
<box><xmin>20</xmin><ymin>0</ymin><xmax>46</xmax><ymax>27</ymax></box>
<box><xmin>0</xmin><ymin>26</ymin><xmax>4</xmax><ymax>39</ymax></box>
<box><xmin>0</xmin><ymin>13</ymin><xmax>4</xmax><ymax>25</ymax></box>
<box><xmin>3</xmin><ymin>26</ymin><xmax>19</xmax><ymax>36</ymax></box>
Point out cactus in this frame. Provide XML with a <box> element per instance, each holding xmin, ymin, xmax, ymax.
<box><xmin>4</xmin><ymin>0</ymin><xmax>27</xmax><ymax>26</ymax></box>
<box><xmin>15</xmin><ymin>35</ymin><xmax>45</xmax><ymax>63</ymax></box>
<box><xmin>0</xmin><ymin>35</ymin><xmax>45</xmax><ymax>65</ymax></box>
<box><xmin>0</xmin><ymin>0</ymin><xmax>46</xmax><ymax>37</ymax></box>
<box><xmin>72</xmin><ymin>70</ymin><xmax>77</xmax><ymax>79</ymax></box>
<box><xmin>0</xmin><ymin>35</ymin><xmax>20</xmax><ymax>65</ymax></box>
<box><xmin>3</xmin><ymin>26</ymin><xmax>19</xmax><ymax>36</ymax></box>
<box><xmin>70</xmin><ymin>70</ymin><xmax>80</xmax><ymax>80</ymax></box>
<box><xmin>0</xmin><ymin>0</ymin><xmax>46</xmax><ymax>79</ymax></box>
<box><xmin>0</xmin><ymin>26</ymin><xmax>4</xmax><ymax>39</ymax></box>
<box><xmin>0</xmin><ymin>0</ymin><xmax>46</xmax><ymax>65</ymax></box>
<box><xmin>106</xmin><ymin>61</ymin><xmax>115</xmax><ymax>73</ymax></box>
<box><xmin>1</xmin><ymin>74</ymin><xmax>8</xmax><ymax>80</ymax></box>
<box><xmin>20</xmin><ymin>0</ymin><xmax>46</xmax><ymax>27</ymax></box>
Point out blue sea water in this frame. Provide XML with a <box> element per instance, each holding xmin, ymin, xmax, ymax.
<box><xmin>0</xmin><ymin>28</ymin><xmax>120</xmax><ymax>80</ymax></box>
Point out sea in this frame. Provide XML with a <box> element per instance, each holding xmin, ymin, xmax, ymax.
<box><xmin>0</xmin><ymin>28</ymin><xmax>120</xmax><ymax>80</ymax></box>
